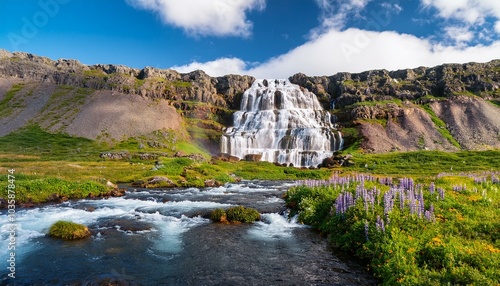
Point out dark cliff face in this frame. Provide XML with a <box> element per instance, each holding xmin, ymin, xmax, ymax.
<box><xmin>0</xmin><ymin>50</ymin><xmax>255</xmax><ymax>110</ymax></box>
<box><xmin>1</xmin><ymin>49</ymin><xmax>499</xmax><ymax>153</ymax></box>
<box><xmin>289</xmin><ymin>61</ymin><xmax>500</xmax><ymax>152</ymax></box>
<box><xmin>289</xmin><ymin>60</ymin><xmax>500</xmax><ymax>110</ymax></box>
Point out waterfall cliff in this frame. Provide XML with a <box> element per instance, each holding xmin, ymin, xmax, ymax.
<box><xmin>221</xmin><ymin>79</ymin><xmax>343</xmax><ymax>167</ymax></box>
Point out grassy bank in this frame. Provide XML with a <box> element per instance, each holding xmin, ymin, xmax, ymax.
<box><xmin>1</xmin><ymin>125</ymin><xmax>500</xmax><ymax>206</ymax></box>
<box><xmin>285</xmin><ymin>173</ymin><xmax>500</xmax><ymax>285</ymax></box>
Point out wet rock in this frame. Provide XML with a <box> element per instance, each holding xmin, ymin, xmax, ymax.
<box><xmin>48</xmin><ymin>221</ymin><xmax>91</xmax><ymax>240</ymax></box>
<box><xmin>204</xmin><ymin>179</ymin><xmax>221</xmax><ymax>188</ymax></box>
<box><xmin>243</xmin><ymin>154</ymin><xmax>262</xmax><ymax>162</ymax></box>
<box><xmin>100</xmin><ymin>219</ymin><xmax>153</xmax><ymax>232</ymax></box>
<box><xmin>321</xmin><ymin>154</ymin><xmax>354</xmax><ymax>168</ymax></box>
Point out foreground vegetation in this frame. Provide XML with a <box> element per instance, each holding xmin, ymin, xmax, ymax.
<box><xmin>210</xmin><ymin>206</ymin><xmax>261</xmax><ymax>223</ymax></box>
<box><xmin>286</xmin><ymin>173</ymin><xmax>500</xmax><ymax>285</ymax></box>
<box><xmin>1</xmin><ymin>125</ymin><xmax>500</xmax><ymax>205</ymax></box>
<box><xmin>0</xmin><ymin>123</ymin><xmax>499</xmax><ymax>284</ymax></box>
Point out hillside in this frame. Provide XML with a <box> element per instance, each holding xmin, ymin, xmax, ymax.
<box><xmin>0</xmin><ymin>49</ymin><xmax>499</xmax><ymax>155</ymax></box>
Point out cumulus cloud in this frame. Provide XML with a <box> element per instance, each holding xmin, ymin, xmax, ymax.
<box><xmin>171</xmin><ymin>57</ymin><xmax>247</xmax><ymax>77</ymax></box>
<box><xmin>171</xmin><ymin>28</ymin><xmax>500</xmax><ymax>78</ymax></box>
<box><xmin>311</xmin><ymin>0</ymin><xmax>371</xmax><ymax>36</ymax></box>
<box><xmin>125</xmin><ymin>0</ymin><xmax>265</xmax><ymax>37</ymax></box>
<box><xmin>444</xmin><ymin>26</ymin><xmax>474</xmax><ymax>45</ymax></box>
<box><xmin>246</xmin><ymin>28</ymin><xmax>500</xmax><ymax>78</ymax></box>
<box><xmin>421</xmin><ymin>0</ymin><xmax>500</xmax><ymax>25</ymax></box>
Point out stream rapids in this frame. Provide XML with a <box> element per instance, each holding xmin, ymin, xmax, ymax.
<box><xmin>1</xmin><ymin>181</ymin><xmax>375</xmax><ymax>285</ymax></box>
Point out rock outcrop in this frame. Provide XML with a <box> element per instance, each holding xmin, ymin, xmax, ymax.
<box><xmin>0</xmin><ymin>50</ymin><xmax>255</xmax><ymax>109</ymax></box>
<box><xmin>290</xmin><ymin>61</ymin><xmax>500</xmax><ymax>153</ymax></box>
<box><xmin>1</xmin><ymin>49</ymin><xmax>499</xmax><ymax>154</ymax></box>
<box><xmin>289</xmin><ymin>61</ymin><xmax>500</xmax><ymax>109</ymax></box>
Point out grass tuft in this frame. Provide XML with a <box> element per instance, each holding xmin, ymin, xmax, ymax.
<box><xmin>48</xmin><ymin>221</ymin><xmax>91</xmax><ymax>240</ymax></box>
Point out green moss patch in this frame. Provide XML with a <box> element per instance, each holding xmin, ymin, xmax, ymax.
<box><xmin>48</xmin><ymin>221</ymin><xmax>91</xmax><ymax>240</ymax></box>
<box><xmin>421</xmin><ymin>105</ymin><xmax>461</xmax><ymax>148</ymax></box>
<box><xmin>0</xmin><ymin>83</ymin><xmax>25</xmax><ymax>116</ymax></box>
<box><xmin>210</xmin><ymin>206</ymin><xmax>260</xmax><ymax>223</ymax></box>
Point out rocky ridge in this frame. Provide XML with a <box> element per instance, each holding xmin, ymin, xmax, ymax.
<box><xmin>0</xmin><ymin>50</ymin><xmax>254</xmax><ymax>110</ymax></box>
<box><xmin>1</xmin><ymin>49</ymin><xmax>499</xmax><ymax>153</ymax></box>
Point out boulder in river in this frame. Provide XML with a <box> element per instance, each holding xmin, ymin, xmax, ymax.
<box><xmin>48</xmin><ymin>221</ymin><xmax>91</xmax><ymax>240</ymax></box>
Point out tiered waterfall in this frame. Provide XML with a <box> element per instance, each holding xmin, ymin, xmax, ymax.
<box><xmin>221</xmin><ymin>79</ymin><xmax>343</xmax><ymax>167</ymax></box>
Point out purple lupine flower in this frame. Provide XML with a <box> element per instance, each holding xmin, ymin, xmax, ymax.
<box><xmin>437</xmin><ymin>188</ymin><xmax>445</xmax><ymax>200</ymax></box>
<box><xmin>429</xmin><ymin>182</ymin><xmax>435</xmax><ymax>195</ymax></box>
<box><xmin>418</xmin><ymin>190</ymin><xmax>425</xmax><ymax>217</ymax></box>
<box><xmin>399</xmin><ymin>189</ymin><xmax>406</xmax><ymax>210</ymax></box>
<box><xmin>384</xmin><ymin>190</ymin><xmax>394</xmax><ymax>215</ymax></box>
<box><xmin>424</xmin><ymin>203</ymin><xmax>435</xmax><ymax>221</ymax></box>
<box><xmin>409</xmin><ymin>198</ymin><xmax>417</xmax><ymax>215</ymax></box>
<box><xmin>376</xmin><ymin>215</ymin><xmax>385</xmax><ymax>232</ymax></box>
<box><xmin>492</xmin><ymin>174</ymin><xmax>499</xmax><ymax>184</ymax></box>
<box><xmin>424</xmin><ymin>210</ymin><xmax>432</xmax><ymax>221</ymax></box>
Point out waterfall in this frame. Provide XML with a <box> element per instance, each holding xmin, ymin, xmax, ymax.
<box><xmin>221</xmin><ymin>79</ymin><xmax>343</xmax><ymax>167</ymax></box>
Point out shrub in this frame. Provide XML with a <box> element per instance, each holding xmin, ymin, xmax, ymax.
<box><xmin>286</xmin><ymin>173</ymin><xmax>500</xmax><ymax>285</ymax></box>
<box><xmin>210</xmin><ymin>208</ymin><xmax>227</xmax><ymax>223</ymax></box>
<box><xmin>224</xmin><ymin>206</ymin><xmax>260</xmax><ymax>223</ymax></box>
<box><xmin>48</xmin><ymin>221</ymin><xmax>91</xmax><ymax>240</ymax></box>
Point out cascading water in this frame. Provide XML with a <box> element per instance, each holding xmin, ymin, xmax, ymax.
<box><xmin>221</xmin><ymin>79</ymin><xmax>343</xmax><ymax>167</ymax></box>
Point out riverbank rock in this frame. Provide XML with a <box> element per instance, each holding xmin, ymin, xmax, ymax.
<box><xmin>48</xmin><ymin>220</ymin><xmax>91</xmax><ymax>240</ymax></box>
<box><xmin>321</xmin><ymin>154</ymin><xmax>354</xmax><ymax>168</ymax></box>
<box><xmin>204</xmin><ymin>179</ymin><xmax>221</xmax><ymax>188</ymax></box>
<box><xmin>141</xmin><ymin>176</ymin><xmax>176</xmax><ymax>188</ymax></box>
<box><xmin>106</xmin><ymin>181</ymin><xmax>118</xmax><ymax>189</ymax></box>
<box><xmin>244</xmin><ymin>154</ymin><xmax>262</xmax><ymax>162</ymax></box>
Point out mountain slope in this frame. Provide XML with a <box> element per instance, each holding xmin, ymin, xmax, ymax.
<box><xmin>1</xmin><ymin>49</ymin><xmax>499</xmax><ymax>154</ymax></box>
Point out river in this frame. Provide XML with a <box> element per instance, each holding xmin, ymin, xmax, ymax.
<box><xmin>0</xmin><ymin>181</ymin><xmax>375</xmax><ymax>285</ymax></box>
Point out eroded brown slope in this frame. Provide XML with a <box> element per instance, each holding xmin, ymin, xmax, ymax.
<box><xmin>430</xmin><ymin>97</ymin><xmax>500</xmax><ymax>150</ymax></box>
<box><xmin>0</xmin><ymin>79</ymin><xmax>184</xmax><ymax>141</ymax></box>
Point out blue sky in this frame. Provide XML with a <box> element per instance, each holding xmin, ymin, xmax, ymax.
<box><xmin>0</xmin><ymin>0</ymin><xmax>499</xmax><ymax>78</ymax></box>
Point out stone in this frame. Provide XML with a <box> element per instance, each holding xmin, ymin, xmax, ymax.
<box><xmin>143</xmin><ymin>176</ymin><xmax>176</xmax><ymax>188</ymax></box>
<box><xmin>243</xmin><ymin>154</ymin><xmax>263</xmax><ymax>162</ymax></box>
<box><xmin>204</xmin><ymin>179</ymin><xmax>221</xmax><ymax>188</ymax></box>
<box><xmin>106</xmin><ymin>181</ymin><xmax>118</xmax><ymax>189</ymax></box>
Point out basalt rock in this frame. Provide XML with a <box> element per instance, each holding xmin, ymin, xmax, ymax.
<box><xmin>0</xmin><ymin>49</ymin><xmax>255</xmax><ymax>110</ymax></box>
<box><xmin>289</xmin><ymin>60</ymin><xmax>500</xmax><ymax>109</ymax></box>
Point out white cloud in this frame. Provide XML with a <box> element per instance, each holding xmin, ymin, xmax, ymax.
<box><xmin>171</xmin><ymin>28</ymin><xmax>500</xmax><ymax>78</ymax></box>
<box><xmin>171</xmin><ymin>57</ymin><xmax>247</xmax><ymax>77</ymax></box>
<box><xmin>495</xmin><ymin>21</ymin><xmax>500</xmax><ymax>33</ymax></box>
<box><xmin>444</xmin><ymin>26</ymin><xmax>473</xmax><ymax>45</ymax></box>
<box><xmin>125</xmin><ymin>0</ymin><xmax>265</xmax><ymax>37</ymax></box>
<box><xmin>421</xmin><ymin>0</ymin><xmax>500</xmax><ymax>26</ymax></box>
<box><xmin>311</xmin><ymin>0</ymin><xmax>371</xmax><ymax>36</ymax></box>
<box><xmin>250</xmin><ymin>28</ymin><xmax>500</xmax><ymax>78</ymax></box>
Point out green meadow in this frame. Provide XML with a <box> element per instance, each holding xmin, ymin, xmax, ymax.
<box><xmin>0</xmin><ymin>125</ymin><xmax>499</xmax><ymax>285</ymax></box>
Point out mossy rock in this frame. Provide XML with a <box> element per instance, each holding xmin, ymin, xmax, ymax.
<box><xmin>48</xmin><ymin>220</ymin><xmax>91</xmax><ymax>240</ymax></box>
<box><xmin>210</xmin><ymin>206</ymin><xmax>260</xmax><ymax>223</ymax></box>
<box><xmin>210</xmin><ymin>208</ymin><xmax>228</xmax><ymax>223</ymax></box>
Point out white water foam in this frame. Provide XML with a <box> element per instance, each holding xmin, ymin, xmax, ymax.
<box><xmin>248</xmin><ymin>213</ymin><xmax>306</xmax><ymax>240</ymax></box>
<box><xmin>0</xmin><ymin>196</ymin><xmax>230</xmax><ymax>260</ymax></box>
